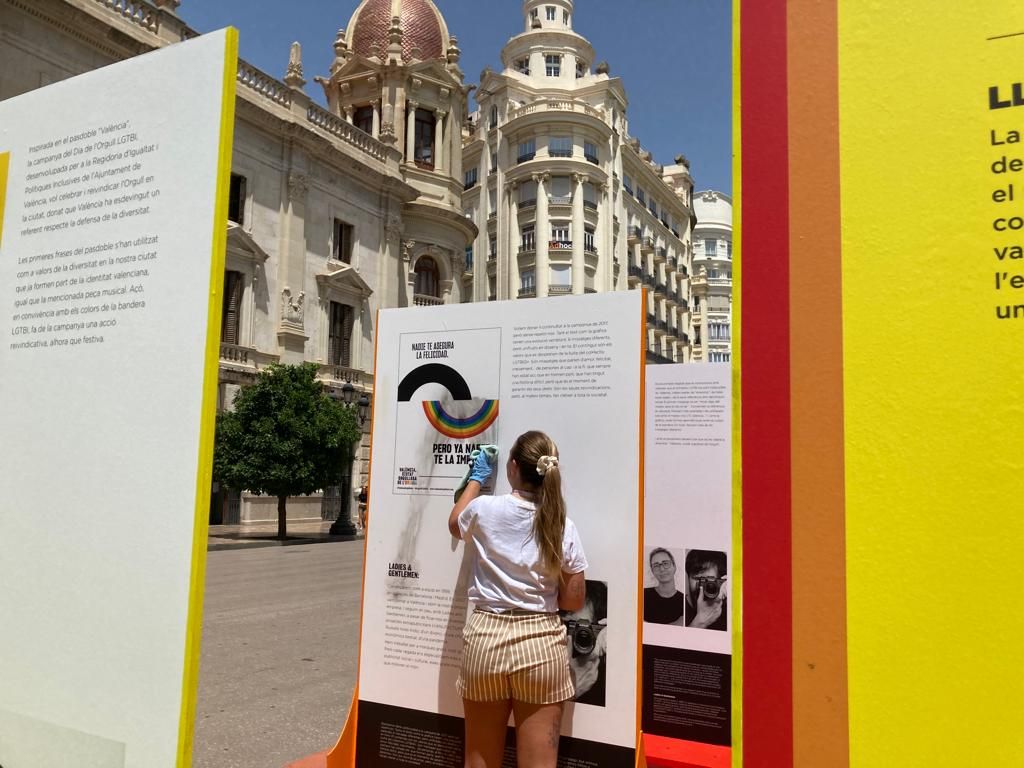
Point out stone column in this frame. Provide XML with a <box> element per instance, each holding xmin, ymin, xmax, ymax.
<box><xmin>571</xmin><ymin>173</ymin><xmax>585</xmax><ymax>295</ymax></box>
<box><xmin>406</xmin><ymin>100</ymin><xmax>418</xmax><ymax>163</ymax></box>
<box><xmin>601</xmin><ymin>181</ymin><xmax>613</xmax><ymax>290</ymax></box>
<box><xmin>372</xmin><ymin>99</ymin><xmax>381</xmax><ymax>139</ymax></box>
<box><xmin>434</xmin><ymin>110</ymin><xmax>447</xmax><ymax>172</ymax></box>
<box><xmin>534</xmin><ymin>173</ymin><xmax>550</xmax><ymax>299</ymax></box>
<box><xmin>507</xmin><ymin>182</ymin><xmax>519</xmax><ymax>299</ymax></box>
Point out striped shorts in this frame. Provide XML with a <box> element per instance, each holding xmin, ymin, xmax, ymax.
<box><xmin>457</xmin><ymin>608</ymin><xmax>575</xmax><ymax>704</ymax></box>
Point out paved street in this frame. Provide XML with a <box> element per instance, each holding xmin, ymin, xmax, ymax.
<box><xmin>193</xmin><ymin>539</ymin><xmax>364</xmax><ymax>768</ymax></box>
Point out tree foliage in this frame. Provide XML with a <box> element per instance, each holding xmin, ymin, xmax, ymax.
<box><xmin>214</xmin><ymin>363</ymin><xmax>361</xmax><ymax>536</ymax></box>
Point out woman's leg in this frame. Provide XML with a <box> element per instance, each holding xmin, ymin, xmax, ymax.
<box><xmin>511</xmin><ymin>699</ymin><xmax>564</xmax><ymax>768</ymax></box>
<box><xmin>464</xmin><ymin>698</ymin><xmax>512</xmax><ymax>768</ymax></box>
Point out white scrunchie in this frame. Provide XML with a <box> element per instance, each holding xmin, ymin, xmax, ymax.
<box><xmin>536</xmin><ymin>455</ymin><xmax>559</xmax><ymax>476</ymax></box>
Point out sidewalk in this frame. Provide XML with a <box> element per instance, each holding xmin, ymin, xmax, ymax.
<box><xmin>207</xmin><ymin>520</ymin><xmax>363</xmax><ymax>551</ymax></box>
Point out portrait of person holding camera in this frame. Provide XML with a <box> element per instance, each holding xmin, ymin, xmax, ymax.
<box><xmin>643</xmin><ymin>548</ymin><xmax>685</xmax><ymax>624</ymax></box>
<box><xmin>684</xmin><ymin>549</ymin><xmax>728</xmax><ymax>631</ymax></box>
<box><xmin>561</xmin><ymin>580</ymin><xmax>608</xmax><ymax>707</ymax></box>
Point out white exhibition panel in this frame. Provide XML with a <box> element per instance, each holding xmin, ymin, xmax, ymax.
<box><xmin>0</xmin><ymin>30</ymin><xmax>233</xmax><ymax>768</ymax></box>
<box><xmin>359</xmin><ymin>291</ymin><xmax>643</xmax><ymax>761</ymax></box>
<box><xmin>641</xmin><ymin>363</ymin><xmax>733</xmax><ymax>748</ymax></box>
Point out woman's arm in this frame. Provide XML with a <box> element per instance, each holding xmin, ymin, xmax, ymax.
<box><xmin>448</xmin><ymin>480</ymin><xmax>481</xmax><ymax>539</ymax></box>
<box><xmin>558</xmin><ymin>569</ymin><xmax>586</xmax><ymax>612</ymax></box>
<box><xmin>448</xmin><ymin>450</ymin><xmax>497</xmax><ymax>539</ymax></box>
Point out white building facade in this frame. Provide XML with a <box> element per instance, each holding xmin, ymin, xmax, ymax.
<box><xmin>461</xmin><ymin>0</ymin><xmax>696</xmax><ymax>363</ymax></box>
<box><xmin>0</xmin><ymin>0</ymin><xmax>476</xmax><ymax>524</ymax></box>
<box><xmin>691</xmin><ymin>190</ymin><xmax>733</xmax><ymax>362</ymax></box>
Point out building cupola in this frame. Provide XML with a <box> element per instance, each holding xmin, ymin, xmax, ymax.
<box><xmin>522</xmin><ymin>0</ymin><xmax>574</xmax><ymax>32</ymax></box>
<box><xmin>346</xmin><ymin>0</ymin><xmax>451</xmax><ymax>63</ymax></box>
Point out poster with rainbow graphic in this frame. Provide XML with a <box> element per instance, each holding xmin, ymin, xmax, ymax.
<box><xmin>392</xmin><ymin>327</ymin><xmax>501</xmax><ymax>495</ymax></box>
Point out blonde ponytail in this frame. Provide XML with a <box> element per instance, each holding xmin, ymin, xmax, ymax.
<box><xmin>511</xmin><ymin>431</ymin><xmax>567</xmax><ymax>575</ymax></box>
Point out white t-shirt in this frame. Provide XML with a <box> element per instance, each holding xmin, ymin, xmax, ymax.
<box><xmin>458</xmin><ymin>493</ymin><xmax>588</xmax><ymax>614</ymax></box>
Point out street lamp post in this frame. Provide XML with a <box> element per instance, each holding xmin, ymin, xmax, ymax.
<box><xmin>329</xmin><ymin>382</ymin><xmax>371</xmax><ymax>536</ymax></box>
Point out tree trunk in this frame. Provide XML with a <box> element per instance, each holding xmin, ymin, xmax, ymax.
<box><xmin>277</xmin><ymin>495</ymin><xmax>288</xmax><ymax>540</ymax></box>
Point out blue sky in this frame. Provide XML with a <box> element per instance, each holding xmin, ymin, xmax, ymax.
<box><xmin>179</xmin><ymin>0</ymin><xmax>731</xmax><ymax>194</ymax></box>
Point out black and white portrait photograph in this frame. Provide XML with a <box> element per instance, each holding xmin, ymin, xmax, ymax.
<box><xmin>561</xmin><ymin>579</ymin><xmax>608</xmax><ymax>707</ymax></box>
<box><xmin>683</xmin><ymin>549</ymin><xmax>728</xmax><ymax>631</ymax></box>
<box><xmin>643</xmin><ymin>547</ymin><xmax>686</xmax><ymax>625</ymax></box>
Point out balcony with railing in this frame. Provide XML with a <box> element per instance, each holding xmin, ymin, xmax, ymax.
<box><xmin>506</xmin><ymin>98</ymin><xmax>606</xmax><ymax>124</ymax></box>
<box><xmin>549</xmin><ymin>194</ymin><xmax>572</xmax><ymax>206</ymax></box>
<box><xmin>519</xmin><ymin>198</ymin><xmax>537</xmax><ymax>210</ymax></box>
<box><xmin>238</xmin><ymin>60</ymin><xmax>292</xmax><ymax>108</ymax></box>
<box><xmin>413</xmin><ymin>294</ymin><xmax>444</xmax><ymax>307</ymax></box>
<box><xmin>628</xmin><ymin>226</ymin><xmax>642</xmax><ymax>244</ymax></box>
<box><xmin>549</xmin><ymin>285</ymin><xmax>572</xmax><ymax>296</ymax></box>
<box><xmin>219</xmin><ymin>343</ymin><xmax>280</xmax><ymax>377</ymax></box>
<box><xmin>304</xmin><ymin>103</ymin><xmax>391</xmax><ymax>164</ymax></box>
<box><xmin>654</xmin><ymin>247</ymin><xmax>667</xmax><ymax>264</ymax></box>
<box><xmin>641</xmin><ymin>236</ymin><xmax>655</xmax><ymax>254</ymax></box>
<box><xmin>627</xmin><ymin>265</ymin><xmax>642</xmax><ymax>285</ymax></box>
<box><xmin>518</xmin><ymin>287</ymin><xmax>537</xmax><ymax>298</ymax></box>
<box><xmin>583</xmin><ymin>199</ymin><xmax>598</xmax><ymax>211</ymax></box>
<box><xmin>319</xmin><ymin>364</ymin><xmax>373</xmax><ymax>389</ymax></box>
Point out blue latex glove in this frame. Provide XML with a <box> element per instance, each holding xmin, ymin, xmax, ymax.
<box><xmin>468</xmin><ymin>447</ymin><xmax>496</xmax><ymax>485</ymax></box>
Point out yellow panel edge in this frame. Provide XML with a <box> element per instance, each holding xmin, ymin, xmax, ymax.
<box><xmin>0</xmin><ymin>152</ymin><xmax>10</xmax><ymax>250</ymax></box>
<box><xmin>176</xmin><ymin>26</ymin><xmax>239</xmax><ymax>768</ymax></box>
<box><xmin>730</xmin><ymin>0</ymin><xmax>743</xmax><ymax>764</ymax></box>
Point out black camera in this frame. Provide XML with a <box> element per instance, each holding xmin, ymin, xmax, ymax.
<box><xmin>694</xmin><ymin>576</ymin><xmax>725</xmax><ymax>599</ymax></box>
<box><xmin>563</xmin><ymin>619</ymin><xmax>606</xmax><ymax>658</ymax></box>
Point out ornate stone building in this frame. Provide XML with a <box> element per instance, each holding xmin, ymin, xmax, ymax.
<box><xmin>0</xmin><ymin>0</ymin><xmax>476</xmax><ymax>524</ymax></box>
<box><xmin>461</xmin><ymin>0</ymin><xmax>696</xmax><ymax>363</ymax></box>
<box><xmin>691</xmin><ymin>190</ymin><xmax>733</xmax><ymax>363</ymax></box>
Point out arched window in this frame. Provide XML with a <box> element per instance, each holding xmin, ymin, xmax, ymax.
<box><xmin>415</xmin><ymin>256</ymin><xmax>440</xmax><ymax>298</ymax></box>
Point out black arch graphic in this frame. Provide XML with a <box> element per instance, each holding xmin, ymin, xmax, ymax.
<box><xmin>397</xmin><ymin>363</ymin><xmax>473</xmax><ymax>402</ymax></box>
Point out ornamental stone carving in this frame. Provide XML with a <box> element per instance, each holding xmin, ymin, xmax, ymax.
<box><xmin>333</xmin><ymin>29</ymin><xmax>348</xmax><ymax>57</ymax></box>
<box><xmin>385</xmin><ymin>212</ymin><xmax>403</xmax><ymax>240</ymax></box>
<box><xmin>281</xmin><ymin>287</ymin><xmax>305</xmax><ymax>325</ymax></box>
<box><xmin>284</xmin><ymin>41</ymin><xmax>305</xmax><ymax>90</ymax></box>
<box><xmin>287</xmin><ymin>172</ymin><xmax>309</xmax><ymax>203</ymax></box>
<box><xmin>449</xmin><ymin>247</ymin><xmax>465</xmax><ymax>273</ymax></box>
<box><xmin>401</xmin><ymin>239</ymin><xmax>416</xmax><ymax>262</ymax></box>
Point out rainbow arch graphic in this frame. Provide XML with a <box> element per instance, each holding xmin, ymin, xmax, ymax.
<box><xmin>422</xmin><ymin>400</ymin><xmax>499</xmax><ymax>439</ymax></box>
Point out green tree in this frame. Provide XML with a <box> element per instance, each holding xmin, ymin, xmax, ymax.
<box><xmin>214</xmin><ymin>363</ymin><xmax>361</xmax><ymax>539</ymax></box>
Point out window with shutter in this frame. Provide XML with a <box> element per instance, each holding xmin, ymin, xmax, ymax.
<box><xmin>220</xmin><ymin>270</ymin><xmax>243</xmax><ymax>345</ymax></box>
<box><xmin>328</xmin><ymin>302</ymin><xmax>354</xmax><ymax>367</ymax></box>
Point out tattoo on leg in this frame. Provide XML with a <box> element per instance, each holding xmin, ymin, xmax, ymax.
<box><xmin>548</xmin><ymin>717</ymin><xmax>561</xmax><ymax>748</ymax></box>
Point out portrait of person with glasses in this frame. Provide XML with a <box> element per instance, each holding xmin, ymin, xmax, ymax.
<box><xmin>684</xmin><ymin>549</ymin><xmax>728</xmax><ymax>631</ymax></box>
<box><xmin>643</xmin><ymin>548</ymin><xmax>685</xmax><ymax>624</ymax></box>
